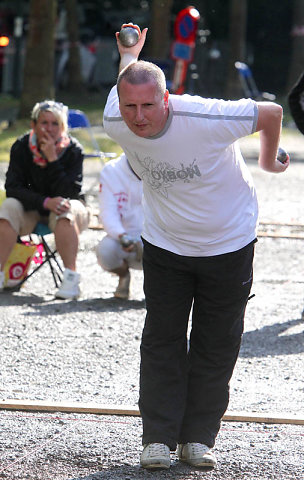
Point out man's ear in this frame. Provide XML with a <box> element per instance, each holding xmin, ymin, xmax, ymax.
<box><xmin>164</xmin><ymin>89</ymin><xmax>169</xmax><ymax>107</ymax></box>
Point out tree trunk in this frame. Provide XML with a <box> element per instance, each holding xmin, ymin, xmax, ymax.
<box><xmin>148</xmin><ymin>0</ymin><xmax>174</xmax><ymax>59</ymax></box>
<box><xmin>287</xmin><ymin>0</ymin><xmax>304</xmax><ymax>91</ymax></box>
<box><xmin>64</xmin><ymin>0</ymin><xmax>84</xmax><ymax>92</ymax></box>
<box><xmin>19</xmin><ymin>0</ymin><xmax>57</xmax><ymax>118</ymax></box>
<box><xmin>225</xmin><ymin>0</ymin><xmax>247</xmax><ymax>99</ymax></box>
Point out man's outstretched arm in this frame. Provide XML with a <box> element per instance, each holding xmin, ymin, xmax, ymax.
<box><xmin>256</xmin><ymin>102</ymin><xmax>289</xmax><ymax>173</ymax></box>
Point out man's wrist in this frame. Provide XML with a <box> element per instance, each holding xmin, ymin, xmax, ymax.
<box><xmin>119</xmin><ymin>53</ymin><xmax>137</xmax><ymax>72</ymax></box>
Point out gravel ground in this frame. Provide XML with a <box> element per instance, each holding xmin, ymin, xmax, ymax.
<box><xmin>0</xmin><ymin>129</ymin><xmax>303</xmax><ymax>480</ymax></box>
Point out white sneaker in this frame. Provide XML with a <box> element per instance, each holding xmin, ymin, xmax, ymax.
<box><xmin>140</xmin><ymin>443</ymin><xmax>170</xmax><ymax>470</ymax></box>
<box><xmin>177</xmin><ymin>443</ymin><xmax>217</xmax><ymax>468</ymax></box>
<box><xmin>0</xmin><ymin>270</ymin><xmax>5</xmax><ymax>292</ymax></box>
<box><xmin>114</xmin><ymin>271</ymin><xmax>130</xmax><ymax>299</ymax></box>
<box><xmin>55</xmin><ymin>269</ymin><xmax>80</xmax><ymax>299</ymax></box>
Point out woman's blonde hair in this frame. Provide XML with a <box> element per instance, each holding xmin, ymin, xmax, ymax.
<box><xmin>31</xmin><ymin>100</ymin><xmax>68</xmax><ymax>132</ymax></box>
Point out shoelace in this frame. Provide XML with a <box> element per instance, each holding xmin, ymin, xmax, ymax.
<box><xmin>189</xmin><ymin>443</ymin><xmax>209</xmax><ymax>455</ymax></box>
<box><xmin>147</xmin><ymin>443</ymin><xmax>168</xmax><ymax>457</ymax></box>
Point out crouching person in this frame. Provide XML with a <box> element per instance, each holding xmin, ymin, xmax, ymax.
<box><xmin>96</xmin><ymin>153</ymin><xmax>143</xmax><ymax>299</ymax></box>
<box><xmin>0</xmin><ymin>100</ymin><xmax>90</xmax><ymax>299</ymax></box>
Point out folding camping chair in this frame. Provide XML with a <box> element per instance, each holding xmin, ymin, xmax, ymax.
<box><xmin>235</xmin><ymin>62</ymin><xmax>276</xmax><ymax>101</ymax></box>
<box><xmin>1</xmin><ymin>188</ymin><xmax>62</xmax><ymax>291</ymax></box>
<box><xmin>16</xmin><ymin>222</ymin><xmax>63</xmax><ymax>289</ymax></box>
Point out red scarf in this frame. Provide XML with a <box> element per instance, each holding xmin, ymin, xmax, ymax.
<box><xmin>29</xmin><ymin>130</ymin><xmax>71</xmax><ymax>168</ymax></box>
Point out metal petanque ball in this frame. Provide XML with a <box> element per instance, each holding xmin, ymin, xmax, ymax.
<box><xmin>119</xmin><ymin>27</ymin><xmax>139</xmax><ymax>47</ymax></box>
<box><xmin>277</xmin><ymin>147</ymin><xmax>288</xmax><ymax>164</ymax></box>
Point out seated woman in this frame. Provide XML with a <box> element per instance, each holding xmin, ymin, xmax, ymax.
<box><xmin>0</xmin><ymin>100</ymin><xmax>90</xmax><ymax>299</ymax></box>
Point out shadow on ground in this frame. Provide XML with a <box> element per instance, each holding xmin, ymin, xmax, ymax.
<box><xmin>240</xmin><ymin>317</ymin><xmax>304</xmax><ymax>357</ymax></box>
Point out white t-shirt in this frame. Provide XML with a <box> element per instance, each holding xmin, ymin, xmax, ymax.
<box><xmin>99</xmin><ymin>153</ymin><xmax>143</xmax><ymax>240</ymax></box>
<box><xmin>103</xmin><ymin>87</ymin><xmax>259</xmax><ymax>256</ymax></box>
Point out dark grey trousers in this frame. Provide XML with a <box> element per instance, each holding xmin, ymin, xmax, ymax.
<box><xmin>139</xmin><ymin>238</ymin><xmax>255</xmax><ymax>450</ymax></box>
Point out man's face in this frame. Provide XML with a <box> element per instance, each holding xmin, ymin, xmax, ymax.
<box><xmin>119</xmin><ymin>79</ymin><xmax>169</xmax><ymax>138</ymax></box>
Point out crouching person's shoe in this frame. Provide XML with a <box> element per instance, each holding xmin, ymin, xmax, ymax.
<box><xmin>55</xmin><ymin>268</ymin><xmax>80</xmax><ymax>299</ymax></box>
<box><xmin>140</xmin><ymin>443</ymin><xmax>170</xmax><ymax>470</ymax></box>
<box><xmin>177</xmin><ymin>443</ymin><xmax>217</xmax><ymax>468</ymax></box>
<box><xmin>114</xmin><ymin>271</ymin><xmax>130</xmax><ymax>299</ymax></box>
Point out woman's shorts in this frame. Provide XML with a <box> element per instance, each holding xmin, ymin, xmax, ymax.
<box><xmin>0</xmin><ymin>197</ymin><xmax>90</xmax><ymax>236</ymax></box>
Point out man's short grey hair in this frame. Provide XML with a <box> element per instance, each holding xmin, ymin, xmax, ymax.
<box><xmin>117</xmin><ymin>60</ymin><xmax>167</xmax><ymax>97</ymax></box>
<box><xmin>31</xmin><ymin>100</ymin><xmax>68</xmax><ymax>132</ymax></box>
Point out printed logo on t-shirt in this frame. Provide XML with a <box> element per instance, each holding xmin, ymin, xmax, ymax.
<box><xmin>134</xmin><ymin>154</ymin><xmax>201</xmax><ymax>198</ymax></box>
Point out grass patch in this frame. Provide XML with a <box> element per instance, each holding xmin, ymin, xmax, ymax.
<box><xmin>0</xmin><ymin>119</ymin><xmax>29</xmax><ymax>163</ymax></box>
<box><xmin>0</xmin><ymin>189</ymin><xmax>6</xmax><ymax>206</ymax></box>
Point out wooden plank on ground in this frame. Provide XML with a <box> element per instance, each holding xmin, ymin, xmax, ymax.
<box><xmin>223</xmin><ymin>411</ymin><xmax>304</xmax><ymax>425</ymax></box>
<box><xmin>257</xmin><ymin>232</ymin><xmax>304</xmax><ymax>240</ymax></box>
<box><xmin>259</xmin><ymin>221</ymin><xmax>304</xmax><ymax>227</ymax></box>
<box><xmin>0</xmin><ymin>400</ymin><xmax>303</xmax><ymax>425</ymax></box>
<box><xmin>0</xmin><ymin>400</ymin><xmax>139</xmax><ymax>417</ymax></box>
